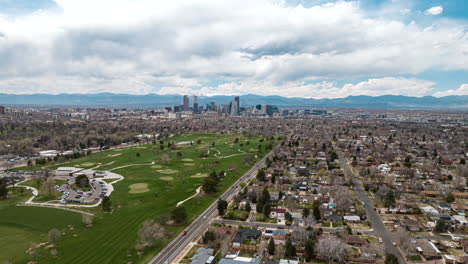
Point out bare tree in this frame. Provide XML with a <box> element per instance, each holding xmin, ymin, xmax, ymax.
<box><xmin>137</xmin><ymin>220</ymin><xmax>166</xmax><ymax>247</ymax></box>
<box><xmin>40</xmin><ymin>177</ymin><xmax>56</xmax><ymax>197</ymax></box>
<box><xmin>160</xmin><ymin>154</ymin><xmax>171</xmax><ymax>164</ymax></box>
<box><xmin>316</xmin><ymin>236</ymin><xmax>349</xmax><ymax>263</ymax></box>
<box><xmin>394</xmin><ymin>228</ymin><xmax>414</xmax><ymax>254</ymax></box>
<box><xmin>48</xmin><ymin>228</ymin><xmax>61</xmax><ymax>244</ymax></box>
<box><xmin>82</xmin><ymin>214</ymin><xmax>94</xmax><ymax>227</ymax></box>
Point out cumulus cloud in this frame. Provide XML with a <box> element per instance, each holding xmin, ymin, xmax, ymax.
<box><xmin>425</xmin><ymin>6</ymin><xmax>443</xmax><ymax>16</ymax></box>
<box><xmin>433</xmin><ymin>84</ymin><xmax>468</xmax><ymax>97</ymax></box>
<box><xmin>162</xmin><ymin>77</ymin><xmax>436</xmax><ymax>99</ymax></box>
<box><xmin>0</xmin><ymin>0</ymin><xmax>465</xmax><ymax>97</ymax></box>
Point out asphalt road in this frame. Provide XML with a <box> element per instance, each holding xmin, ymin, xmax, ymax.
<box><xmin>333</xmin><ymin>144</ymin><xmax>407</xmax><ymax>264</ymax></box>
<box><xmin>212</xmin><ymin>219</ymin><xmax>354</xmax><ymax>234</ymax></box>
<box><xmin>147</xmin><ymin>147</ymin><xmax>278</xmax><ymax>264</ymax></box>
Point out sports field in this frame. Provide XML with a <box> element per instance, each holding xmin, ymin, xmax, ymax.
<box><xmin>0</xmin><ymin>133</ymin><xmax>272</xmax><ymax>263</ymax></box>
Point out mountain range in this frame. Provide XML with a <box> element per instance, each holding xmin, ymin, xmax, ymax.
<box><xmin>0</xmin><ymin>93</ymin><xmax>467</xmax><ymax>110</ymax></box>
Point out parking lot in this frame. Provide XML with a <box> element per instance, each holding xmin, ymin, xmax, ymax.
<box><xmin>57</xmin><ymin>176</ymin><xmax>109</xmax><ymax>204</ymax></box>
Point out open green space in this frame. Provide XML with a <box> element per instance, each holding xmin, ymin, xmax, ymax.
<box><xmin>0</xmin><ymin>187</ymin><xmax>83</xmax><ymax>264</ymax></box>
<box><xmin>2</xmin><ymin>133</ymin><xmax>273</xmax><ymax>263</ymax></box>
<box><xmin>20</xmin><ymin>178</ymin><xmax>67</xmax><ymax>202</ymax></box>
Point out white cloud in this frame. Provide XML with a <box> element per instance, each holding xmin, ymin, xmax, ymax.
<box><xmin>425</xmin><ymin>6</ymin><xmax>443</xmax><ymax>16</ymax></box>
<box><xmin>162</xmin><ymin>77</ymin><xmax>436</xmax><ymax>99</ymax></box>
<box><xmin>433</xmin><ymin>84</ymin><xmax>468</xmax><ymax>97</ymax></box>
<box><xmin>0</xmin><ymin>0</ymin><xmax>465</xmax><ymax>97</ymax></box>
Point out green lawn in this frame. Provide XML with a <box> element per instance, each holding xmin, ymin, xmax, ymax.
<box><xmin>0</xmin><ymin>187</ymin><xmax>83</xmax><ymax>264</ymax></box>
<box><xmin>20</xmin><ymin>179</ymin><xmax>67</xmax><ymax>202</ymax></box>
<box><xmin>2</xmin><ymin>133</ymin><xmax>273</xmax><ymax>264</ymax></box>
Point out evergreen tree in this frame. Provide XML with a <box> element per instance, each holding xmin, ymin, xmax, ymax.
<box><xmin>284</xmin><ymin>239</ymin><xmax>296</xmax><ymax>257</ymax></box>
<box><xmin>434</xmin><ymin>219</ymin><xmax>448</xmax><ymax>233</ymax></box>
<box><xmin>261</xmin><ymin>187</ymin><xmax>271</xmax><ymax>205</ymax></box>
<box><xmin>313</xmin><ymin>204</ymin><xmax>321</xmax><ymax>221</ymax></box>
<box><xmin>245</xmin><ymin>202</ymin><xmax>251</xmax><ymax>212</ymax></box>
<box><xmin>217</xmin><ymin>200</ymin><xmax>228</xmax><ymax>216</ymax></box>
<box><xmin>101</xmin><ymin>196</ymin><xmax>112</xmax><ymax>211</ymax></box>
<box><xmin>171</xmin><ymin>206</ymin><xmax>187</xmax><ymax>224</ymax></box>
<box><xmin>304</xmin><ymin>239</ymin><xmax>315</xmax><ymax>261</ymax></box>
<box><xmin>263</xmin><ymin>203</ymin><xmax>272</xmax><ymax>219</ymax></box>
<box><xmin>384</xmin><ymin>190</ymin><xmax>396</xmax><ymax>208</ymax></box>
<box><xmin>385</xmin><ymin>254</ymin><xmax>399</xmax><ymax>264</ymax></box>
<box><xmin>256</xmin><ymin>169</ymin><xmax>266</xmax><ymax>182</ymax></box>
<box><xmin>268</xmin><ymin>238</ymin><xmax>275</xmax><ymax>255</ymax></box>
<box><xmin>302</xmin><ymin>207</ymin><xmax>310</xmax><ymax>219</ymax></box>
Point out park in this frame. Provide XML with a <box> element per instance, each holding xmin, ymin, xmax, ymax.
<box><xmin>0</xmin><ymin>133</ymin><xmax>274</xmax><ymax>264</ymax></box>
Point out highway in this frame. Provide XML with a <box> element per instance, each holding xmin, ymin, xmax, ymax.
<box><xmin>332</xmin><ymin>143</ymin><xmax>407</xmax><ymax>264</ymax></box>
<box><xmin>147</xmin><ymin>147</ymin><xmax>278</xmax><ymax>264</ymax></box>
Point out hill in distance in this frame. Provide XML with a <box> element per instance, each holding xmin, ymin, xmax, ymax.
<box><xmin>0</xmin><ymin>93</ymin><xmax>467</xmax><ymax>110</ymax></box>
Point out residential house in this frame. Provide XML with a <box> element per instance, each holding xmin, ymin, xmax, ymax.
<box><xmin>190</xmin><ymin>248</ymin><xmax>214</xmax><ymax>264</ymax></box>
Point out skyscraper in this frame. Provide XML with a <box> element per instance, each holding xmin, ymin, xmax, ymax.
<box><xmin>193</xmin><ymin>95</ymin><xmax>198</xmax><ymax>113</ymax></box>
<box><xmin>234</xmin><ymin>96</ymin><xmax>240</xmax><ymax>114</ymax></box>
<box><xmin>230</xmin><ymin>96</ymin><xmax>240</xmax><ymax>116</ymax></box>
<box><xmin>183</xmin><ymin>95</ymin><xmax>189</xmax><ymax>111</ymax></box>
<box><xmin>0</xmin><ymin>106</ymin><xmax>5</xmax><ymax>115</ymax></box>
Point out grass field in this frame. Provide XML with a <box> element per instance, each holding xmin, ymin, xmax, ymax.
<box><xmin>1</xmin><ymin>133</ymin><xmax>272</xmax><ymax>264</ymax></box>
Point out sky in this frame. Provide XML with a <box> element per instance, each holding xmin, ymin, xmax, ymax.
<box><xmin>0</xmin><ymin>0</ymin><xmax>467</xmax><ymax>98</ymax></box>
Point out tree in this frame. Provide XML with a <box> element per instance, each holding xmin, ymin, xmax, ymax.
<box><xmin>445</xmin><ymin>193</ymin><xmax>455</xmax><ymax>203</ymax></box>
<box><xmin>316</xmin><ymin>236</ymin><xmax>349</xmax><ymax>263</ymax></box>
<box><xmin>434</xmin><ymin>219</ymin><xmax>448</xmax><ymax>233</ymax></box>
<box><xmin>48</xmin><ymin>228</ymin><xmax>61</xmax><ymax>244</ymax></box>
<box><xmin>203</xmin><ymin>230</ymin><xmax>216</xmax><ymax>244</ymax></box>
<box><xmin>245</xmin><ymin>202</ymin><xmax>251</xmax><ymax>212</ymax></box>
<box><xmin>385</xmin><ymin>254</ymin><xmax>399</xmax><ymax>264</ymax></box>
<box><xmin>302</xmin><ymin>207</ymin><xmax>310</xmax><ymax>219</ymax></box>
<box><xmin>137</xmin><ymin>220</ymin><xmax>166</xmax><ymax>247</ymax></box>
<box><xmin>217</xmin><ymin>200</ymin><xmax>228</xmax><ymax>216</ymax></box>
<box><xmin>268</xmin><ymin>238</ymin><xmax>275</xmax><ymax>255</ymax></box>
<box><xmin>41</xmin><ymin>177</ymin><xmax>57</xmax><ymax>197</ymax></box>
<box><xmin>384</xmin><ymin>190</ymin><xmax>396</xmax><ymax>208</ymax></box>
<box><xmin>0</xmin><ymin>178</ymin><xmax>8</xmax><ymax>199</ymax></box>
<box><xmin>171</xmin><ymin>206</ymin><xmax>187</xmax><ymax>224</ymax></box>
<box><xmin>304</xmin><ymin>239</ymin><xmax>315</xmax><ymax>261</ymax></box>
<box><xmin>257</xmin><ymin>169</ymin><xmax>266</xmax><ymax>182</ymax></box>
<box><xmin>313</xmin><ymin>204</ymin><xmax>322</xmax><ymax>221</ymax></box>
<box><xmin>263</xmin><ymin>203</ymin><xmax>272</xmax><ymax>219</ymax></box>
<box><xmin>75</xmin><ymin>174</ymin><xmax>89</xmax><ymax>189</ymax></box>
<box><xmin>82</xmin><ymin>214</ymin><xmax>94</xmax><ymax>226</ymax></box>
<box><xmin>202</xmin><ymin>176</ymin><xmax>218</xmax><ymax>194</ymax></box>
<box><xmin>285</xmin><ymin>212</ymin><xmax>293</xmax><ymax>222</ymax></box>
<box><xmin>102</xmin><ymin>196</ymin><xmax>112</xmax><ymax>211</ymax></box>
<box><xmin>261</xmin><ymin>187</ymin><xmax>271</xmax><ymax>205</ymax></box>
<box><xmin>284</xmin><ymin>239</ymin><xmax>296</xmax><ymax>258</ymax></box>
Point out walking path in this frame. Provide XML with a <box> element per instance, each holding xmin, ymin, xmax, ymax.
<box><xmin>176</xmin><ymin>186</ymin><xmax>202</xmax><ymax>207</ymax></box>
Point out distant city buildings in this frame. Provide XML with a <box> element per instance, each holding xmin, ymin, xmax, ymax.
<box><xmin>193</xmin><ymin>95</ymin><xmax>198</xmax><ymax>113</ymax></box>
<box><xmin>162</xmin><ymin>95</ymin><xmax>335</xmax><ymax>119</ymax></box>
<box><xmin>183</xmin><ymin>95</ymin><xmax>189</xmax><ymax>111</ymax></box>
<box><xmin>0</xmin><ymin>106</ymin><xmax>5</xmax><ymax>115</ymax></box>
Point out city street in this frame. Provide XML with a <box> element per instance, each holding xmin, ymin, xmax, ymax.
<box><xmin>147</xmin><ymin>147</ymin><xmax>279</xmax><ymax>264</ymax></box>
<box><xmin>333</xmin><ymin>143</ymin><xmax>407</xmax><ymax>264</ymax></box>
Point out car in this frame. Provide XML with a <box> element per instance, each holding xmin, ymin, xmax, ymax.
<box><xmin>182</xmin><ymin>231</ymin><xmax>187</xmax><ymax>236</ymax></box>
<box><xmin>379</xmin><ymin>237</ymin><xmax>383</xmax><ymax>243</ymax></box>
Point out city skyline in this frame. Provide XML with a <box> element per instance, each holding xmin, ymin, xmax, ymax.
<box><xmin>0</xmin><ymin>0</ymin><xmax>467</xmax><ymax>98</ymax></box>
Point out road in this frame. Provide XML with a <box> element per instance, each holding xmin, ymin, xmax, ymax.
<box><xmin>333</xmin><ymin>144</ymin><xmax>407</xmax><ymax>264</ymax></box>
<box><xmin>147</xmin><ymin>147</ymin><xmax>278</xmax><ymax>264</ymax></box>
<box><xmin>212</xmin><ymin>219</ymin><xmax>364</xmax><ymax>234</ymax></box>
